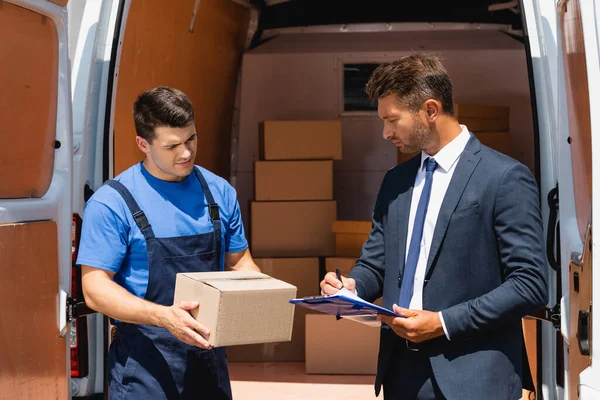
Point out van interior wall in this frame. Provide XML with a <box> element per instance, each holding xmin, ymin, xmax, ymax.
<box><xmin>0</xmin><ymin>222</ymin><xmax>67</xmax><ymax>399</ymax></box>
<box><xmin>0</xmin><ymin>3</ymin><xmax>58</xmax><ymax>198</ymax></box>
<box><xmin>234</xmin><ymin>30</ymin><xmax>535</xmax><ymax>230</ymax></box>
<box><xmin>113</xmin><ymin>0</ymin><xmax>250</xmax><ymax>178</ymax></box>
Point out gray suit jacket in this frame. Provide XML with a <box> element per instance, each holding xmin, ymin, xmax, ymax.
<box><xmin>348</xmin><ymin>134</ymin><xmax>548</xmax><ymax>399</ymax></box>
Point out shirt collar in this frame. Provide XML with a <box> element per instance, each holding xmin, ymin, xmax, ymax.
<box><xmin>420</xmin><ymin>125</ymin><xmax>471</xmax><ymax>173</ymax></box>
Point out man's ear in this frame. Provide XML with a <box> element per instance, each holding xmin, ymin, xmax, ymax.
<box><xmin>136</xmin><ymin>136</ymin><xmax>151</xmax><ymax>154</ymax></box>
<box><xmin>424</xmin><ymin>99</ymin><xmax>442</xmax><ymax>122</ymax></box>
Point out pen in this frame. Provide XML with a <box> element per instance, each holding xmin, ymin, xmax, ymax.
<box><xmin>336</xmin><ymin>268</ymin><xmax>344</xmax><ymax>289</ymax></box>
<box><xmin>335</xmin><ymin>268</ymin><xmax>343</xmax><ymax>320</ymax></box>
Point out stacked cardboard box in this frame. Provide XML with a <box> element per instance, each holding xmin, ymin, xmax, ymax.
<box><xmin>305</xmin><ymin>225</ymin><xmax>382</xmax><ymax>375</ymax></box>
<box><xmin>250</xmin><ymin>120</ymin><xmax>342</xmax><ymax>257</ymax></box>
<box><xmin>398</xmin><ymin>103</ymin><xmax>513</xmax><ymax>164</ymax></box>
<box><xmin>227</xmin><ymin>120</ymin><xmax>343</xmax><ymax>362</ymax></box>
<box><xmin>331</xmin><ymin>220</ymin><xmax>371</xmax><ymax>258</ymax></box>
<box><xmin>305</xmin><ymin>314</ymin><xmax>380</xmax><ymax>374</ymax></box>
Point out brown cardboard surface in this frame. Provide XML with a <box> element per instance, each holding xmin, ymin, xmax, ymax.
<box><xmin>250</xmin><ymin>201</ymin><xmax>337</xmax><ymax>257</ymax></box>
<box><xmin>173</xmin><ymin>271</ymin><xmax>296</xmax><ymax>347</ymax></box>
<box><xmin>332</xmin><ymin>221</ymin><xmax>370</xmax><ymax>257</ymax></box>
<box><xmin>331</xmin><ymin>220</ymin><xmax>371</xmax><ymax>234</ymax></box>
<box><xmin>458</xmin><ymin>117</ymin><xmax>509</xmax><ymax>132</ymax></box>
<box><xmin>1</xmin><ymin>3</ymin><xmax>57</xmax><ymax>198</ymax></box>
<box><xmin>227</xmin><ymin>307</ymin><xmax>313</xmax><ymax>362</ymax></box>
<box><xmin>334</xmin><ymin>233</ymin><xmax>368</xmax><ymax>257</ymax></box>
<box><xmin>254</xmin><ymin>161</ymin><xmax>333</xmax><ymax>201</ymax></box>
<box><xmin>226</xmin><ymin>258</ymin><xmax>320</xmax><ymax>362</ymax></box>
<box><xmin>0</xmin><ymin>222</ymin><xmax>67</xmax><ymax>399</ymax></box>
<box><xmin>325</xmin><ymin>257</ymin><xmax>357</xmax><ymax>276</ymax></box>
<box><xmin>254</xmin><ymin>258</ymin><xmax>321</xmax><ymax>297</ymax></box>
<box><xmin>260</xmin><ymin>120</ymin><xmax>342</xmax><ymax>160</ymax></box>
<box><xmin>305</xmin><ymin>314</ymin><xmax>379</xmax><ymax>374</ymax></box>
<box><xmin>454</xmin><ymin>104</ymin><xmax>510</xmax><ymax>120</ymax></box>
<box><xmin>475</xmin><ymin>131</ymin><xmax>512</xmax><ymax>156</ymax></box>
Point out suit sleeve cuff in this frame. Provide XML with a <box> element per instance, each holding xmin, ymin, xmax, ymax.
<box><xmin>439</xmin><ymin>311</ymin><xmax>451</xmax><ymax>340</ymax></box>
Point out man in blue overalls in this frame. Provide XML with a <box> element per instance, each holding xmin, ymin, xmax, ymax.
<box><xmin>77</xmin><ymin>86</ymin><xmax>260</xmax><ymax>399</ymax></box>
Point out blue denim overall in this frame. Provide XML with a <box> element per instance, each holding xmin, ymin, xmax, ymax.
<box><xmin>105</xmin><ymin>168</ymin><xmax>232</xmax><ymax>400</ymax></box>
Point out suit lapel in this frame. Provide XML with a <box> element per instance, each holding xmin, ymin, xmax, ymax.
<box><xmin>396</xmin><ymin>156</ymin><xmax>420</xmax><ymax>280</ymax></box>
<box><xmin>425</xmin><ymin>136</ymin><xmax>482</xmax><ymax>278</ymax></box>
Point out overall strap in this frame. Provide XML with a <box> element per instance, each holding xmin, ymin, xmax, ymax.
<box><xmin>194</xmin><ymin>168</ymin><xmax>222</xmax><ymax>270</ymax></box>
<box><xmin>105</xmin><ymin>180</ymin><xmax>156</xmax><ymax>240</ymax></box>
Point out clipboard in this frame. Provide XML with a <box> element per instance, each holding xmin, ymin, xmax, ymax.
<box><xmin>289</xmin><ymin>288</ymin><xmax>402</xmax><ymax>327</ymax></box>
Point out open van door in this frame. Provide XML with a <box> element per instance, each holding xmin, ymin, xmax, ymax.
<box><xmin>569</xmin><ymin>0</ymin><xmax>600</xmax><ymax>398</ymax></box>
<box><xmin>0</xmin><ymin>0</ymin><xmax>74</xmax><ymax>397</ymax></box>
<box><xmin>523</xmin><ymin>0</ymin><xmax>600</xmax><ymax>398</ymax></box>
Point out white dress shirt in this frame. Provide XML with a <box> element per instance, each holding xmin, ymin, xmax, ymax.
<box><xmin>406</xmin><ymin>125</ymin><xmax>471</xmax><ymax>339</ymax></box>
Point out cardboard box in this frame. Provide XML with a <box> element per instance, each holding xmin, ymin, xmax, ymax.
<box><xmin>173</xmin><ymin>270</ymin><xmax>296</xmax><ymax>347</ymax></box>
<box><xmin>226</xmin><ymin>258</ymin><xmax>319</xmax><ymax>362</ymax></box>
<box><xmin>227</xmin><ymin>307</ymin><xmax>312</xmax><ymax>362</ymax></box>
<box><xmin>260</xmin><ymin>120</ymin><xmax>342</xmax><ymax>160</ymax></box>
<box><xmin>306</xmin><ymin>314</ymin><xmax>379</xmax><ymax>374</ymax></box>
<box><xmin>475</xmin><ymin>131</ymin><xmax>512</xmax><ymax>156</ymax></box>
<box><xmin>325</xmin><ymin>256</ymin><xmax>357</xmax><ymax>277</ymax></box>
<box><xmin>454</xmin><ymin>104</ymin><xmax>510</xmax><ymax>120</ymax></box>
<box><xmin>456</xmin><ymin>104</ymin><xmax>510</xmax><ymax>133</ymax></box>
<box><xmin>332</xmin><ymin>220</ymin><xmax>371</xmax><ymax>257</ymax></box>
<box><xmin>458</xmin><ymin>117</ymin><xmax>509</xmax><ymax>132</ymax></box>
<box><xmin>251</xmin><ymin>201</ymin><xmax>337</xmax><ymax>257</ymax></box>
<box><xmin>254</xmin><ymin>160</ymin><xmax>333</xmax><ymax>201</ymax></box>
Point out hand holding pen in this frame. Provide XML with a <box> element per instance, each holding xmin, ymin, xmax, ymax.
<box><xmin>319</xmin><ymin>268</ymin><xmax>357</xmax><ymax>296</ymax></box>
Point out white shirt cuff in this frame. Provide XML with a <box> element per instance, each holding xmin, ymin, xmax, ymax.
<box><xmin>439</xmin><ymin>311</ymin><xmax>451</xmax><ymax>340</ymax></box>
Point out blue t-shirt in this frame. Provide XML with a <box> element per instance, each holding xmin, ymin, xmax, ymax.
<box><xmin>76</xmin><ymin>162</ymin><xmax>248</xmax><ymax>298</ymax></box>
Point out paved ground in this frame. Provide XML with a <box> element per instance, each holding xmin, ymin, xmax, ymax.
<box><xmin>229</xmin><ymin>362</ymin><xmax>380</xmax><ymax>400</ymax></box>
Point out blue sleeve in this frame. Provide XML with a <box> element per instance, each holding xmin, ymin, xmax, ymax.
<box><xmin>76</xmin><ymin>199</ymin><xmax>129</xmax><ymax>272</ymax></box>
<box><xmin>224</xmin><ymin>185</ymin><xmax>248</xmax><ymax>253</ymax></box>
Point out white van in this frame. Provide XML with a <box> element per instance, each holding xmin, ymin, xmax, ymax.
<box><xmin>0</xmin><ymin>0</ymin><xmax>597</xmax><ymax>398</ymax></box>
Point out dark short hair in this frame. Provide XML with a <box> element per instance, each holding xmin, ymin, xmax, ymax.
<box><xmin>365</xmin><ymin>53</ymin><xmax>455</xmax><ymax>116</ymax></box>
<box><xmin>133</xmin><ymin>86</ymin><xmax>195</xmax><ymax>142</ymax></box>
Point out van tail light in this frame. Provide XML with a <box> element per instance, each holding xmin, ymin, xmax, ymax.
<box><xmin>70</xmin><ymin>214</ymin><xmax>89</xmax><ymax>378</ymax></box>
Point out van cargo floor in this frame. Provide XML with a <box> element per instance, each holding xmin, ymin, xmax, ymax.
<box><xmin>229</xmin><ymin>362</ymin><xmax>376</xmax><ymax>399</ymax></box>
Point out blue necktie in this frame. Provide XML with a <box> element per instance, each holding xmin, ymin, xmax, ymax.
<box><xmin>398</xmin><ymin>157</ymin><xmax>438</xmax><ymax>308</ymax></box>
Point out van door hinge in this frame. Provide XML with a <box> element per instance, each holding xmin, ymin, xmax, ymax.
<box><xmin>67</xmin><ymin>297</ymin><xmax>96</xmax><ymax>322</ymax></box>
<box><xmin>526</xmin><ymin>304</ymin><xmax>561</xmax><ymax>331</ymax></box>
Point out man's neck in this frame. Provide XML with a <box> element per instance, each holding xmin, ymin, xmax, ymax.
<box><xmin>142</xmin><ymin>159</ymin><xmax>187</xmax><ymax>182</ymax></box>
<box><xmin>424</xmin><ymin>117</ymin><xmax>463</xmax><ymax>156</ymax></box>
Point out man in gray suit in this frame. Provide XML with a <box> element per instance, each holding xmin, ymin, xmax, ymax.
<box><xmin>320</xmin><ymin>53</ymin><xmax>548</xmax><ymax>399</ymax></box>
